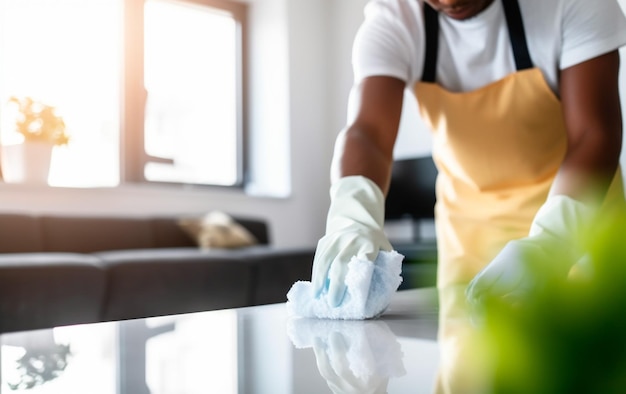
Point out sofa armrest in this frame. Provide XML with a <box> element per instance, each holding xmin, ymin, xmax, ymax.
<box><xmin>0</xmin><ymin>253</ymin><xmax>106</xmax><ymax>333</ymax></box>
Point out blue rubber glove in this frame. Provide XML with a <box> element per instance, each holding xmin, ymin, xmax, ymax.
<box><xmin>466</xmin><ymin>195</ymin><xmax>592</xmax><ymax>303</ymax></box>
<box><xmin>311</xmin><ymin>176</ymin><xmax>392</xmax><ymax>307</ymax></box>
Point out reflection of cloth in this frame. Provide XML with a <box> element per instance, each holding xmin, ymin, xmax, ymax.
<box><xmin>287</xmin><ymin>318</ymin><xmax>406</xmax><ymax>393</ymax></box>
<box><xmin>286</xmin><ymin>250</ymin><xmax>403</xmax><ymax>320</ymax></box>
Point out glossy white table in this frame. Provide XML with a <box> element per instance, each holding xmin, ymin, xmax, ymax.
<box><xmin>0</xmin><ymin>288</ymin><xmax>443</xmax><ymax>394</ymax></box>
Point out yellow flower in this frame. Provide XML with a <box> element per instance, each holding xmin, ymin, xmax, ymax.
<box><xmin>7</xmin><ymin>96</ymin><xmax>70</xmax><ymax>146</ymax></box>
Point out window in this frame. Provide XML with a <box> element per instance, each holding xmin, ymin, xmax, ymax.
<box><xmin>0</xmin><ymin>0</ymin><xmax>247</xmax><ymax>188</ymax></box>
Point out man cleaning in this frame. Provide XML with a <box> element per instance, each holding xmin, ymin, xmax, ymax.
<box><xmin>311</xmin><ymin>0</ymin><xmax>626</xmax><ymax>309</ymax></box>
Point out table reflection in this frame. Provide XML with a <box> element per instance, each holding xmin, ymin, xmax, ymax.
<box><xmin>433</xmin><ymin>285</ymin><xmax>490</xmax><ymax>394</ymax></box>
<box><xmin>0</xmin><ymin>289</ymin><xmax>473</xmax><ymax>394</ymax></box>
<box><xmin>0</xmin><ymin>330</ymin><xmax>71</xmax><ymax>390</ymax></box>
<box><xmin>286</xmin><ymin>286</ymin><xmax>486</xmax><ymax>394</ymax></box>
<box><xmin>287</xmin><ymin>318</ymin><xmax>406</xmax><ymax>393</ymax></box>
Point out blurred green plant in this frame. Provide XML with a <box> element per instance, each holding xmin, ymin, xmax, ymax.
<box><xmin>477</xmin><ymin>206</ymin><xmax>626</xmax><ymax>394</ymax></box>
<box><xmin>7</xmin><ymin>96</ymin><xmax>69</xmax><ymax>146</ymax></box>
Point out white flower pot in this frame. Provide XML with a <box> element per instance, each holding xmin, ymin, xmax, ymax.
<box><xmin>1</xmin><ymin>142</ymin><xmax>54</xmax><ymax>184</ymax></box>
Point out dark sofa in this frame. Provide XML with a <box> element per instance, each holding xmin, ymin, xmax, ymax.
<box><xmin>0</xmin><ymin>213</ymin><xmax>315</xmax><ymax>333</ymax></box>
<box><xmin>0</xmin><ymin>157</ymin><xmax>439</xmax><ymax>333</ymax></box>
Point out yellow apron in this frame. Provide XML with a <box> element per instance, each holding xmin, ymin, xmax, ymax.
<box><xmin>414</xmin><ymin>0</ymin><xmax>624</xmax><ymax>289</ymax></box>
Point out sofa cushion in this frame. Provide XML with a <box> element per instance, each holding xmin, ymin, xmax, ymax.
<box><xmin>150</xmin><ymin>218</ymin><xmax>197</xmax><ymax>248</ymax></box>
<box><xmin>0</xmin><ymin>214</ymin><xmax>44</xmax><ymax>253</ymax></box>
<box><xmin>41</xmin><ymin>216</ymin><xmax>155</xmax><ymax>253</ymax></box>
<box><xmin>0</xmin><ymin>213</ymin><xmax>270</xmax><ymax>253</ymax></box>
<box><xmin>231</xmin><ymin>217</ymin><xmax>270</xmax><ymax>245</ymax></box>
<box><xmin>95</xmin><ymin>248</ymin><xmax>254</xmax><ymax>321</ymax></box>
<box><xmin>224</xmin><ymin>246</ymin><xmax>315</xmax><ymax>305</ymax></box>
<box><xmin>0</xmin><ymin>253</ymin><xmax>106</xmax><ymax>333</ymax></box>
<box><xmin>152</xmin><ymin>214</ymin><xmax>269</xmax><ymax>248</ymax></box>
<box><xmin>178</xmin><ymin>211</ymin><xmax>259</xmax><ymax>249</ymax></box>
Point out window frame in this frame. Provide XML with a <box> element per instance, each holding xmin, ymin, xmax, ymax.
<box><xmin>122</xmin><ymin>0</ymin><xmax>248</xmax><ymax>188</ymax></box>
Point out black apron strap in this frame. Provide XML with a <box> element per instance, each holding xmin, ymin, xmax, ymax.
<box><xmin>421</xmin><ymin>3</ymin><xmax>439</xmax><ymax>83</ymax></box>
<box><xmin>501</xmin><ymin>0</ymin><xmax>534</xmax><ymax>70</ymax></box>
<box><xmin>420</xmin><ymin>0</ymin><xmax>533</xmax><ymax>82</ymax></box>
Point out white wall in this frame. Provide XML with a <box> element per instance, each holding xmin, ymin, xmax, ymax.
<box><xmin>245</xmin><ymin>0</ymin><xmax>291</xmax><ymax>198</ymax></box>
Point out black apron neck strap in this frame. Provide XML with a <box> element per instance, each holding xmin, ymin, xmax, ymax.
<box><xmin>501</xmin><ymin>0</ymin><xmax>533</xmax><ymax>70</ymax></box>
<box><xmin>421</xmin><ymin>3</ymin><xmax>439</xmax><ymax>83</ymax></box>
<box><xmin>420</xmin><ymin>0</ymin><xmax>534</xmax><ymax>83</ymax></box>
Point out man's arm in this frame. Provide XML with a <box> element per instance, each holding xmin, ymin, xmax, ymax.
<box><xmin>553</xmin><ymin>50</ymin><xmax>623</xmax><ymax>205</ymax></box>
<box><xmin>311</xmin><ymin>75</ymin><xmax>406</xmax><ymax>306</ymax></box>
<box><xmin>331</xmin><ymin>76</ymin><xmax>407</xmax><ymax>194</ymax></box>
<box><xmin>466</xmin><ymin>51</ymin><xmax>624</xmax><ymax>303</ymax></box>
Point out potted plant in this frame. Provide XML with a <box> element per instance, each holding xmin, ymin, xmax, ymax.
<box><xmin>1</xmin><ymin>96</ymin><xmax>70</xmax><ymax>184</ymax></box>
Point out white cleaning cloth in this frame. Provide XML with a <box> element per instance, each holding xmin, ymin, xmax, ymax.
<box><xmin>286</xmin><ymin>250</ymin><xmax>404</xmax><ymax>320</ymax></box>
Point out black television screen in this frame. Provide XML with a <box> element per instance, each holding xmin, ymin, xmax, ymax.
<box><xmin>385</xmin><ymin>156</ymin><xmax>438</xmax><ymax>220</ymax></box>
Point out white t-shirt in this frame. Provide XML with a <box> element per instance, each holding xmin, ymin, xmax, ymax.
<box><xmin>352</xmin><ymin>0</ymin><xmax>626</xmax><ymax>93</ymax></box>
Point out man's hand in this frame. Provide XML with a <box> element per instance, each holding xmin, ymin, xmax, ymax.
<box><xmin>466</xmin><ymin>195</ymin><xmax>592</xmax><ymax>303</ymax></box>
<box><xmin>312</xmin><ymin>176</ymin><xmax>392</xmax><ymax>307</ymax></box>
